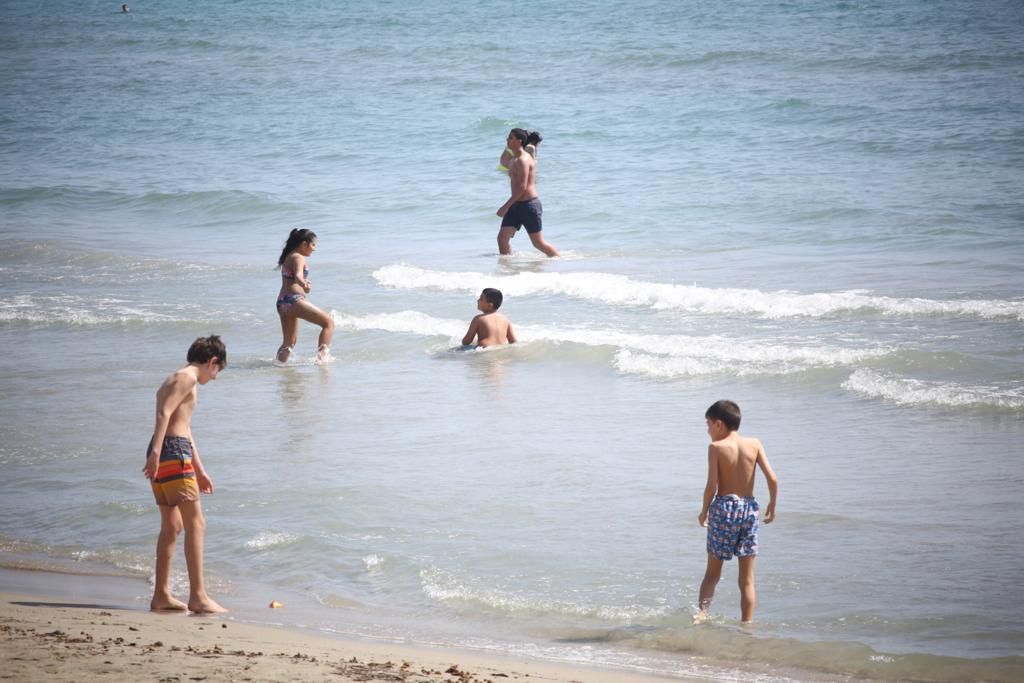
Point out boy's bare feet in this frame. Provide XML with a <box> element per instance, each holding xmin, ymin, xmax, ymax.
<box><xmin>188</xmin><ymin>595</ymin><xmax>227</xmax><ymax>614</ymax></box>
<box><xmin>150</xmin><ymin>595</ymin><xmax>188</xmax><ymax>611</ymax></box>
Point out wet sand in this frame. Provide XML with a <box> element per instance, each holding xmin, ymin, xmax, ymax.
<box><xmin>0</xmin><ymin>587</ymin><xmax>690</xmax><ymax>683</ymax></box>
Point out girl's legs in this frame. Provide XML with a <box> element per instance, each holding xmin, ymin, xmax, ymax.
<box><xmin>277</xmin><ymin>310</ymin><xmax>299</xmax><ymax>362</ymax></box>
<box><xmin>292</xmin><ymin>300</ymin><xmax>334</xmax><ymax>359</ymax></box>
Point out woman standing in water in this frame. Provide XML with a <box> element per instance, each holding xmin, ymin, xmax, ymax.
<box><xmin>275</xmin><ymin>228</ymin><xmax>334</xmax><ymax>363</ymax></box>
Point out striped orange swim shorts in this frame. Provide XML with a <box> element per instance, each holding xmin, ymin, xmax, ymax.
<box><xmin>149</xmin><ymin>436</ymin><xmax>200</xmax><ymax>507</ymax></box>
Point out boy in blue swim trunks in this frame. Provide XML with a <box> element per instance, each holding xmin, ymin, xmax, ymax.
<box><xmin>697</xmin><ymin>400</ymin><xmax>778</xmax><ymax>623</ymax></box>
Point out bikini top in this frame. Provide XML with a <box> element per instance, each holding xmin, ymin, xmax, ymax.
<box><xmin>497</xmin><ymin>146</ymin><xmax>512</xmax><ymax>173</ymax></box>
<box><xmin>281</xmin><ymin>264</ymin><xmax>309</xmax><ymax>282</ymax></box>
<box><xmin>497</xmin><ymin>146</ymin><xmax>537</xmax><ymax>173</ymax></box>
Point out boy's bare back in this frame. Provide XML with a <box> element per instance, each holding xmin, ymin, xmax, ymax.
<box><xmin>465</xmin><ymin>312</ymin><xmax>515</xmax><ymax>347</ymax></box>
<box><xmin>709</xmin><ymin>433</ymin><xmax>765</xmax><ymax>498</ymax></box>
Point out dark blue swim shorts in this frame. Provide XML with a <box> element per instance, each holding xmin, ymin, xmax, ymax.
<box><xmin>501</xmin><ymin>197</ymin><xmax>543</xmax><ymax>234</ymax></box>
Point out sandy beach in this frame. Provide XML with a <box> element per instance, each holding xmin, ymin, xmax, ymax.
<box><xmin>0</xmin><ymin>585</ymin><xmax>690</xmax><ymax>683</ymax></box>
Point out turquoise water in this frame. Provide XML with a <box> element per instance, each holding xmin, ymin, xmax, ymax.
<box><xmin>1</xmin><ymin>1</ymin><xmax>1023</xmax><ymax>680</ymax></box>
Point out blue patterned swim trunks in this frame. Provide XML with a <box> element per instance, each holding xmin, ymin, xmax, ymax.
<box><xmin>707</xmin><ymin>495</ymin><xmax>759</xmax><ymax>560</ymax></box>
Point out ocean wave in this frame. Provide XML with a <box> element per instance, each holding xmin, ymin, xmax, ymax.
<box><xmin>125</xmin><ymin>188</ymin><xmax>298</xmax><ymax>216</ymax></box>
<box><xmin>765</xmin><ymin>97</ymin><xmax>815</xmax><ymax>110</ymax></box>
<box><xmin>333</xmin><ymin>310</ymin><xmax>463</xmax><ymax>338</ymax></box>
<box><xmin>608</xmin><ymin>50</ymin><xmax>766</xmax><ymax>69</ymax></box>
<box><xmin>332</xmin><ymin>310</ymin><xmax>885</xmax><ymax>377</ymax></box>
<box><xmin>420</xmin><ymin>567</ymin><xmax>668</xmax><ymax>621</ymax></box>
<box><xmin>807</xmin><ymin>50</ymin><xmax>1024</xmax><ymax>76</ymax></box>
<box><xmin>473</xmin><ymin>116</ymin><xmax>517</xmax><ymax>133</ymax></box>
<box><xmin>373</xmin><ymin>265</ymin><xmax>1024</xmax><ymax>320</ymax></box>
<box><xmin>243</xmin><ymin>532</ymin><xmax>301</xmax><ymax>551</ymax></box>
<box><xmin>842</xmin><ymin>369</ymin><xmax>1024</xmax><ymax>412</ymax></box>
<box><xmin>668</xmin><ymin>50</ymin><xmax>766</xmax><ymax>68</ymax></box>
<box><xmin>570</xmin><ymin>617</ymin><xmax>1024</xmax><ymax>683</ymax></box>
<box><xmin>0</xmin><ymin>186</ymin><xmax>105</xmax><ymax>206</ymax></box>
<box><xmin>614</xmin><ymin>349</ymin><xmax>809</xmax><ymax>379</ymax></box>
<box><xmin>0</xmin><ymin>240</ymin><xmax>233</xmax><ymax>286</ymax></box>
<box><xmin>0</xmin><ymin>185</ymin><xmax>301</xmax><ymax>221</ymax></box>
<box><xmin>362</xmin><ymin>554</ymin><xmax>386</xmax><ymax>571</ymax></box>
<box><xmin>0</xmin><ymin>538</ymin><xmax>150</xmax><ymax>579</ymax></box>
<box><xmin>424</xmin><ymin>568</ymin><xmax>1023</xmax><ymax>681</ymax></box>
<box><xmin>0</xmin><ymin>294</ymin><xmax>200</xmax><ymax>327</ymax></box>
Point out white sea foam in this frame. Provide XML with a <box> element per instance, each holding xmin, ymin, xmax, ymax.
<box><xmin>420</xmin><ymin>567</ymin><xmax>668</xmax><ymax>621</ymax></box>
<box><xmin>614</xmin><ymin>350</ymin><xmax>804</xmax><ymax>378</ymax></box>
<box><xmin>842</xmin><ymin>369</ymin><xmax>1024</xmax><ymax>410</ymax></box>
<box><xmin>373</xmin><ymin>264</ymin><xmax>1024</xmax><ymax>320</ymax></box>
<box><xmin>0</xmin><ymin>295</ymin><xmax>183</xmax><ymax>326</ymax></box>
<box><xmin>332</xmin><ymin>310</ymin><xmax>464</xmax><ymax>337</ymax></box>
<box><xmin>331</xmin><ymin>310</ymin><xmax>887</xmax><ymax>376</ymax></box>
<box><xmin>362</xmin><ymin>554</ymin><xmax>385</xmax><ymax>570</ymax></box>
<box><xmin>243</xmin><ymin>531</ymin><xmax>300</xmax><ymax>550</ymax></box>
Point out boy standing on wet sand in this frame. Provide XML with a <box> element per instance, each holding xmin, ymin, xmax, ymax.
<box><xmin>143</xmin><ymin>335</ymin><xmax>227</xmax><ymax>614</ymax></box>
<box><xmin>697</xmin><ymin>400</ymin><xmax>778</xmax><ymax>623</ymax></box>
<box><xmin>462</xmin><ymin>288</ymin><xmax>517</xmax><ymax>348</ymax></box>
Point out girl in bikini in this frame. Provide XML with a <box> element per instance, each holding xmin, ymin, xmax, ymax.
<box><xmin>276</xmin><ymin>228</ymin><xmax>334</xmax><ymax>363</ymax></box>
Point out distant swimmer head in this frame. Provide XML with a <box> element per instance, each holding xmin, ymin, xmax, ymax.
<box><xmin>122</xmin><ymin>4</ymin><xmax>129</xmax><ymax>11</ymax></box>
<box><xmin>705</xmin><ymin>399</ymin><xmax>741</xmax><ymax>432</ymax></box>
<box><xmin>480</xmin><ymin>287</ymin><xmax>503</xmax><ymax>311</ymax></box>
<box><xmin>278</xmin><ymin>228</ymin><xmax>318</xmax><ymax>266</ymax></box>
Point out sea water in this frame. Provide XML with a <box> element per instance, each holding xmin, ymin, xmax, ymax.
<box><xmin>1</xmin><ymin>0</ymin><xmax>1022</xmax><ymax>680</ymax></box>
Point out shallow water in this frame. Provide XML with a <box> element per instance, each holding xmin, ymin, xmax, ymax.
<box><xmin>1</xmin><ymin>1</ymin><xmax>1023</xmax><ymax>680</ymax></box>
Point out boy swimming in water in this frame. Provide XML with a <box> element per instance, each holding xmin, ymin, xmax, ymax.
<box><xmin>462</xmin><ymin>288</ymin><xmax>517</xmax><ymax>348</ymax></box>
<box><xmin>143</xmin><ymin>335</ymin><xmax>227</xmax><ymax>614</ymax></box>
<box><xmin>696</xmin><ymin>400</ymin><xmax>778</xmax><ymax>623</ymax></box>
